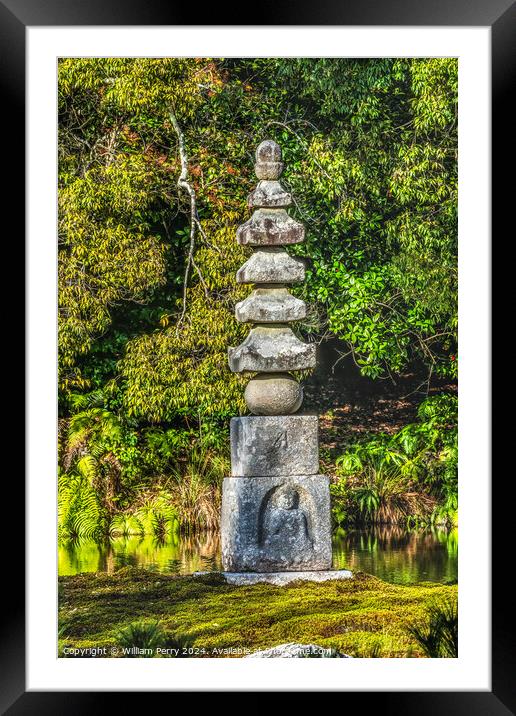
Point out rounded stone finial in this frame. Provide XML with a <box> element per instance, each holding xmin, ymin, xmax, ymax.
<box><xmin>256</xmin><ymin>140</ymin><xmax>282</xmax><ymax>163</ymax></box>
<box><xmin>255</xmin><ymin>140</ymin><xmax>283</xmax><ymax>180</ymax></box>
<box><xmin>244</xmin><ymin>372</ymin><xmax>303</xmax><ymax>415</ymax></box>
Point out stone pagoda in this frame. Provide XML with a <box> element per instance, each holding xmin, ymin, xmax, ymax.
<box><xmin>220</xmin><ymin>141</ymin><xmax>352</xmax><ymax>583</ymax></box>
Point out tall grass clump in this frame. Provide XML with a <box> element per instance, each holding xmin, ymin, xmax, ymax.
<box><xmin>169</xmin><ymin>448</ymin><xmax>228</xmax><ymax>532</ymax></box>
<box><xmin>406</xmin><ymin>597</ymin><xmax>458</xmax><ymax>657</ymax></box>
<box><xmin>116</xmin><ymin>620</ymin><xmax>166</xmax><ymax>655</ymax></box>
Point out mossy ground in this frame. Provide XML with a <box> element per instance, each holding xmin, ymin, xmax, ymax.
<box><xmin>58</xmin><ymin>568</ymin><xmax>457</xmax><ymax>658</ymax></box>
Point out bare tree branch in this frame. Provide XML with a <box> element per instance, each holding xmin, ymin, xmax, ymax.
<box><xmin>169</xmin><ymin>109</ymin><xmax>196</xmax><ymax>330</ymax></box>
<box><xmin>169</xmin><ymin>109</ymin><xmax>210</xmax><ymax>331</ymax></box>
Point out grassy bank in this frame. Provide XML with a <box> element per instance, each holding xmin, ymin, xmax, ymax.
<box><xmin>58</xmin><ymin>568</ymin><xmax>457</xmax><ymax>658</ymax></box>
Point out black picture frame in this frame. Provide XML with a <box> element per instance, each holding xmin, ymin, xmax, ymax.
<box><xmin>7</xmin><ymin>0</ymin><xmax>507</xmax><ymax>709</ymax></box>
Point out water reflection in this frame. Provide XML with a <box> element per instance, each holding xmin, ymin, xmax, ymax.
<box><xmin>58</xmin><ymin>526</ymin><xmax>457</xmax><ymax>585</ymax></box>
<box><xmin>58</xmin><ymin>532</ymin><xmax>222</xmax><ymax>576</ymax></box>
<box><xmin>332</xmin><ymin>526</ymin><xmax>458</xmax><ymax>584</ymax></box>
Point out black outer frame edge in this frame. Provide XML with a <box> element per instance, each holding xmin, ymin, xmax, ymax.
<box><xmin>1</xmin><ymin>0</ymin><xmax>26</xmax><ymax>713</ymax></box>
<box><xmin>3</xmin><ymin>691</ymin><xmax>516</xmax><ymax>714</ymax></box>
<box><xmin>6</xmin><ymin>0</ymin><xmax>510</xmax><ymax>710</ymax></box>
<box><xmin>1</xmin><ymin>0</ymin><xmax>515</xmax><ymax>26</ymax></box>
<box><xmin>492</xmin><ymin>2</ymin><xmax>516</xmax><ymax>714</ymax></box>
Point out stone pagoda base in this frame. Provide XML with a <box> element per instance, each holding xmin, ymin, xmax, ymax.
<box><xmin>221</xmin><ymin>472</ymin><xmax>332</xmax><ymax>572</ymax></box>
<box><xmin>222</xmin><ymin>414</ymin><xmax>333</xmax><ymax>573</ymax></box>
<box><xmin>221</xmin><ymin>570</ymin><xmax>352</xmax><ymax>586</ymax></box>
<box><xmin>194</xmin><ymin>570</ymin><xmax>353</xmax><ymax>586</ymax></box>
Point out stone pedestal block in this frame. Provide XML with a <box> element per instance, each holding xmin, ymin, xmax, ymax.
<box><xmin>221</xmin><ymin>474</ymin><xmax>332</xmax><ymax>572</ymax></box>
<box><xmin>230</xmin><ymin>414</ymin><xmax>318</xmax><ymax>476</ymax></box>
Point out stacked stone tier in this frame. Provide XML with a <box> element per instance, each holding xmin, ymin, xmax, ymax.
<box><xmin>248</xmin><ymin>180</ymin><xmax>292</xmax><ymax>208</ymax></box>
<box><xmin>229</xmin><ymin>141</ymin><xmax>313</xmax><ymax>382</ymax></box>
<box><xmin>235</xmin><ymin>288</ymin><xmax>306</xmax><ymax>324</ymax></box>
<box><xmin>237</xmin><ymin>209</ymin><xmax>304</xmax><ymax>246</ymax></box>
<box><xmin>229</xmin><ymin>326</ymin><xmax>315</xmax><ymax>373</ymax></box>
<box><xmin>236</xmin><ymin>248</ymin><xmax>305</xmax><ymax>285</ymax></box>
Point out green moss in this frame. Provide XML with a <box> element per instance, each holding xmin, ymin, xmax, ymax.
<box><xmin>58</xmin><ymin>568</ymin><xmax>457</xmax><ymax>658</ymax></box>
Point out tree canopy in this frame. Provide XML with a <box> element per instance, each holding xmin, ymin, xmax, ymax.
<box><xmin>59</xmin><ymin>57</ymin><xmax>457</xmax><ymax>422</ymax></box>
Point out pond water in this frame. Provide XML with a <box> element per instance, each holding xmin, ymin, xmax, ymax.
<box><xmin>332</xmin><ymin>527</ymin><xmax>457</xmax><ymax>584</ymax></box>
<box><xmin>59</xmin><ymin>526</ymin><xmax>457</xmax><ymax>585</ymax></box>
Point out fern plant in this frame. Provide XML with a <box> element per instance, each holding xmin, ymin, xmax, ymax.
<box><xmin>58</xmin><ymin>471</ymin><xmax>107</xmax><ymax>539</ymax></box>
<box><xmin>108</xmin><ymin>489</ymin><xmax>180</xmax><ymax>538</ymax></box>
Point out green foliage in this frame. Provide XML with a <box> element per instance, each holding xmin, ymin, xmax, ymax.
<box><xmin>58</xmin><ymin>389</ymin><xmax>227</xmax><ymax>537</ymax></box>
<box><xmin>406</xmin><ymin>596</ymin><xmax>458</xmax><ymax>657</ymax></box>
<box><xmin>61</xmin><ymin>403</ymin><xmax>127</xmax><ymax>515</ymax></box>
<box><xmin>59</xmin><ymin>56</ymin><xmax>457</xmax><ymax>408</ymax></box>
<box><xmin>109</xmin><ymin>490</ymin><xmax>180</xmax><ymax>539</ymax></box>
<box><xmin>272</xmin><ymin>58</ymin><xmax>457</xmax><ymax>380</ymax></box>
<box><xmin>58</xmin><ymin>471</ymin><xmax>107</xmax><ymax>539</ymax></box>
<box><xmin>332</xmin><ymin>394</ymin><xmax>458</xmax><ymax>525</ymax></box>
<box><xmin>329</xmin><ymin>480</ymin><xmax>349</xmax><ymax>528</ymax></box>
<box><xmin>58</xmin><ymin>57</ymin><xmax>249</xmax><ymax>413</ymax></box>
<box><xmin>58</xmin><ymin>58</ymin><xmax>458</xmax><ymax>530</ymax></box>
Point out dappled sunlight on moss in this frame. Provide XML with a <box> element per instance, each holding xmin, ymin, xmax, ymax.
<box><xmin>59</xmin><ymin>568</ymin><xmax>456</xmax><ymax>658</ymax></box>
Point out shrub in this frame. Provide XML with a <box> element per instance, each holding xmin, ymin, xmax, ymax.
<box><xmin>332</xmin><ymin>394</ymin><xmax>457</xmax><ymax>526</ymax></box>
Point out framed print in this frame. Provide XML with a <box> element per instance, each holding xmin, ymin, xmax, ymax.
<box><xmin>6</xmin><ymin>0</ymin><xmax>509</xmax><ymax>708</ymax></box>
